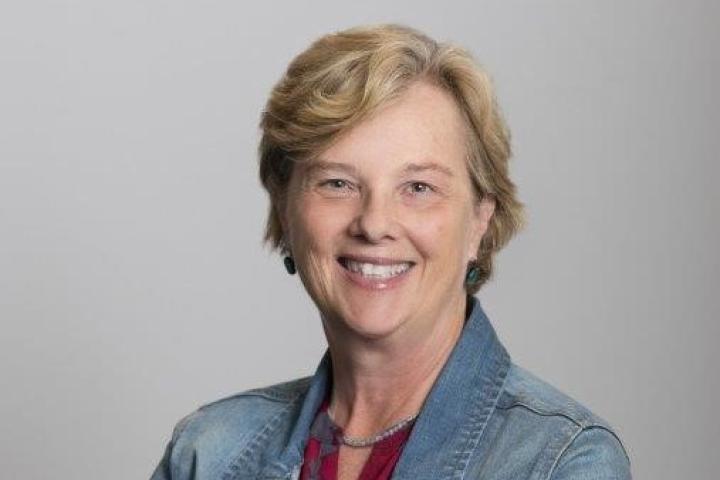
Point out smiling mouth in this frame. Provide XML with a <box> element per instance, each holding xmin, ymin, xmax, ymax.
<box><xmin>337</xmin><ymin>257</ymin><xmax>415</xmax><ymax>279</ymax></box>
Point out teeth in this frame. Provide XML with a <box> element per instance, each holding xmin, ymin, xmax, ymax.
<box><xmin>345</xmin><ymin>260</ymin><xmax>411</xmax><ymax>278</ymax></box>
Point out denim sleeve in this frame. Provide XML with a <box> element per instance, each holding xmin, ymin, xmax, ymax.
<box><xmin>550</xmin><ymin>427</ymin><xmax>632</xmax><ymax>480</ymax></box>
<box><xmin>149</xmin><ymin>413</ymin><xmax>197</xmax><ymax>480</ymax></box>
<box><xmin>149</xmin><ymin>441</ymin><xmax>172</xmax><ymax>480</ymax></box>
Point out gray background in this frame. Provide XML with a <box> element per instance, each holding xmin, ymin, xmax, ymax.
<box><xmin>1</xmin><ymin>1</ymin><xmax>717</xmax><ymax>478</ymax></box>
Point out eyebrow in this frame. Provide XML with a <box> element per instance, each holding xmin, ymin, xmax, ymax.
<box><xmin>401</xmin><ymin>161</ymin><xmax>454</xmax><ymax>177</ymax></box>
<box><xmin>303</xmin><ymin>161</ymin><xmax>360</xmax><ymax>176</ymax></box>
<box><xmin>304</xmin><ymin>160</ymin><xmax>454</xmax><ymax>177</ymax></box>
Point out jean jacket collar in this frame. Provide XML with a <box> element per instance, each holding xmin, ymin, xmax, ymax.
<box><xmin>259</xmin><ymin>296</ymin><xmax>511</xmax><ymax>479</ymax></box>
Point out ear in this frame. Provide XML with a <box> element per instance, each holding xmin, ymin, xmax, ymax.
<box><xmin>468</xmin><ymin>195</ymin><xmax>496</xmax><ymax>257</ymax></box>
<box><xmin>276</xmin><ymin>200</ymin><xmax>291</xmax><ymax>254</ymax></box>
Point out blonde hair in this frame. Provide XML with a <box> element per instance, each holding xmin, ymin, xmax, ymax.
<box><xmin>259</xmin><ymin>24</ymin><xmax>524</xmax><ymax>292</ymax></box>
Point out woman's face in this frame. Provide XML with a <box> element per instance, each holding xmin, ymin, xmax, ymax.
<box><xmin>281</xmin><ymin>81</ymin><xmax>495</xmax><ymax>341</ymax></box>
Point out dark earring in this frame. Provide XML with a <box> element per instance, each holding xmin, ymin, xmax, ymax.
<box><xmin>283</xmin><ymin>256</ymin><xmax>296</xmax><ymax>275</ymax></box>
<box><xmin>465</xmin><ymin>260</ymin><xmax>481</xmax><ymax>286</ymax></box>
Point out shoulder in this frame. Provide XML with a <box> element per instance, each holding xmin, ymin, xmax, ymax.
<box><xmin>499</xmin><ymin>363</ymin><xmax>607</xmax><ymax>427</ymax></box>
<box><xmin>175</xmin><ymin>375</ymin><xmax>312</xmax><ymax>441</ymax></box>
<box><xmin>151</xmin><ymin>376</ymin><xmax>312</xmax><ymax>480</ymax></box>
<box><xmin>493</xmin><ymin>363</ymin><xmax>632</xmax><ymax>479</ymax></box>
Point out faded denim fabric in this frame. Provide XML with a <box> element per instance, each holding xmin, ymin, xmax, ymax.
<box><xmin>151</xmin><ymin>297</ymin><xmax>631</xmax><ymax>479</ymax></box>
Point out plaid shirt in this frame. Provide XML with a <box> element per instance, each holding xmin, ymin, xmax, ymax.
<box><xmin>299</xmin><ymin>397</ymin><xmax>414</xmax><ymax>480</ymax></box>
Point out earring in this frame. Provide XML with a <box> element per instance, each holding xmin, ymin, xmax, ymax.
<box><xmin>283</xmin><ymin>256</ymin><xmax>296</xmax><ymax>275</ymax></box>
<box><xmin>465</xmin><ymin>259</ymin><xmax>481</xmax><ymax>286</ymax></box>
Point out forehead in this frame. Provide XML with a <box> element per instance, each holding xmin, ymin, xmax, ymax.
<box><xmin>309</xmin><ymin>81</ymin><xmax>469</xmax><ymax>174</ymax></box>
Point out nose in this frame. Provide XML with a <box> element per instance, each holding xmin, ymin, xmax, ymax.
<box><xmin>348</xmin><ymin>191</ymin><xmax>398</xmax><ymax>243</ymax></box>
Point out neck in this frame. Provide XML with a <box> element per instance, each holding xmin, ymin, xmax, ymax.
<box><xmin>323</xmin><ymin>295</ymin><xmax>469</xmax><ymax>438</ymax></box>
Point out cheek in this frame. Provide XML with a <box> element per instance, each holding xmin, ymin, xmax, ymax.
<box><xmin>407</xmin><ymin>209</ymin><xmax>472</xmax><ymax>259</ymax></box>
<box><xmin>288</xmin><ymin>199</ymin><xmax>347</xmax><ymax>256</ymax></box>
<box><xmin>412</xmin><ymin>221</ymin><xmax>445</xmax><ymax>257</ymax></box>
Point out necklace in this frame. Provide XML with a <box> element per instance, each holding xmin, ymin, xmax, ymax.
<box><xmin>327</xmin><ymin>409</ymin><xmax>419</xmax><ymax>448</ymax></box>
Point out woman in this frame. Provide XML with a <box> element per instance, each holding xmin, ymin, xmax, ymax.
<box><xmin>152</xmin><ymin>24</ymin><xmax>631</xmax><ymax>479</ymax></box>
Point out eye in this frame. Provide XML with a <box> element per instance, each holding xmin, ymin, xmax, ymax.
<box><xmin>316</xmin><ymin>178</ymin><xmax>357</xmax><ymax>198</ymax></box>
<box><xmin>406</xmin><ymin>182</ymin><xmax>434</xmax><ymax>195</ymax></box>
<box><xmin>321</xmin><ymin>179</ymin><xmax>351</xmax><ymax>190</ymax></box>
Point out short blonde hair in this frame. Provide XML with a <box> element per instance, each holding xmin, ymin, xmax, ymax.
<box><xmin>259</xmin><ymin>24</ymin><xmax>524</xmax><ymax>292</ymax></box>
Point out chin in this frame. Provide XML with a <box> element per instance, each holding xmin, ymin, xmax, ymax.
<box><xmin>332</xmin><ymin>297</ymin><xmax>410</xmax><ymax>340</ymax></box>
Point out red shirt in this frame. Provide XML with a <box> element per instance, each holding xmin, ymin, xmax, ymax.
<box><xmin>299</xmin><ymin>398</ymin><xmax>415</xmax><ymax>480</ymax></box>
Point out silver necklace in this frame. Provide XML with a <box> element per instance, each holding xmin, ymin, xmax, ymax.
<box><xmin>327</xmin><ymin>409</ymin><xmax>419</xmax><ymax>448</ymax></box>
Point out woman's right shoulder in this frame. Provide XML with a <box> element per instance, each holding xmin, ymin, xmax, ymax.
<box><xmin>185</xmin><ymin>375</ymin><xmax>312</xmax><ymax>427</ymax></box>
<box><xmin>151</xmin><ymin>376</ymin><xmax>313</xmax><ymax>480</ymax></box>
<box><xmin>203</xmin><ymin>375</ymin><xmax>314</xmax><ymax>410</ymax></box>
<box><xmin>173</xmin><ymin>375</ymin><xmax>313</xmax><ymax>443</ymax></box>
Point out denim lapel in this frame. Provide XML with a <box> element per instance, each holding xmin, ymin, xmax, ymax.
<box><xmin>254</xmin><ymin>352</ymin><xmax>332</xmax><ymax>479</ymax></box>
<box><xmin>391</xmin><ymin>297</ymin><xmax>511</xmax><ymax>479</ymax></box>
<box><xmin>255</xmin><ymin>296</ymin><xmax>510</xmax><ymax>479</ymax></box>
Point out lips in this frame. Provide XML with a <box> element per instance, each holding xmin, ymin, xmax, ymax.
<box><xmin>337</xmin><ymin>255</ymin><xmax>415</xmax><ymax>284</ymax></box>
<box><xmin>341</xmin><ymin>258</ymin><xmax>412</xmax><ymax>278</ymax></box>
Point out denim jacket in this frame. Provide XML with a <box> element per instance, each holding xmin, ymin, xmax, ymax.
<box><xmin>151</xmin><ymin>297</ymin><xmax>631</xmax><ymax>479</ymax></box>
